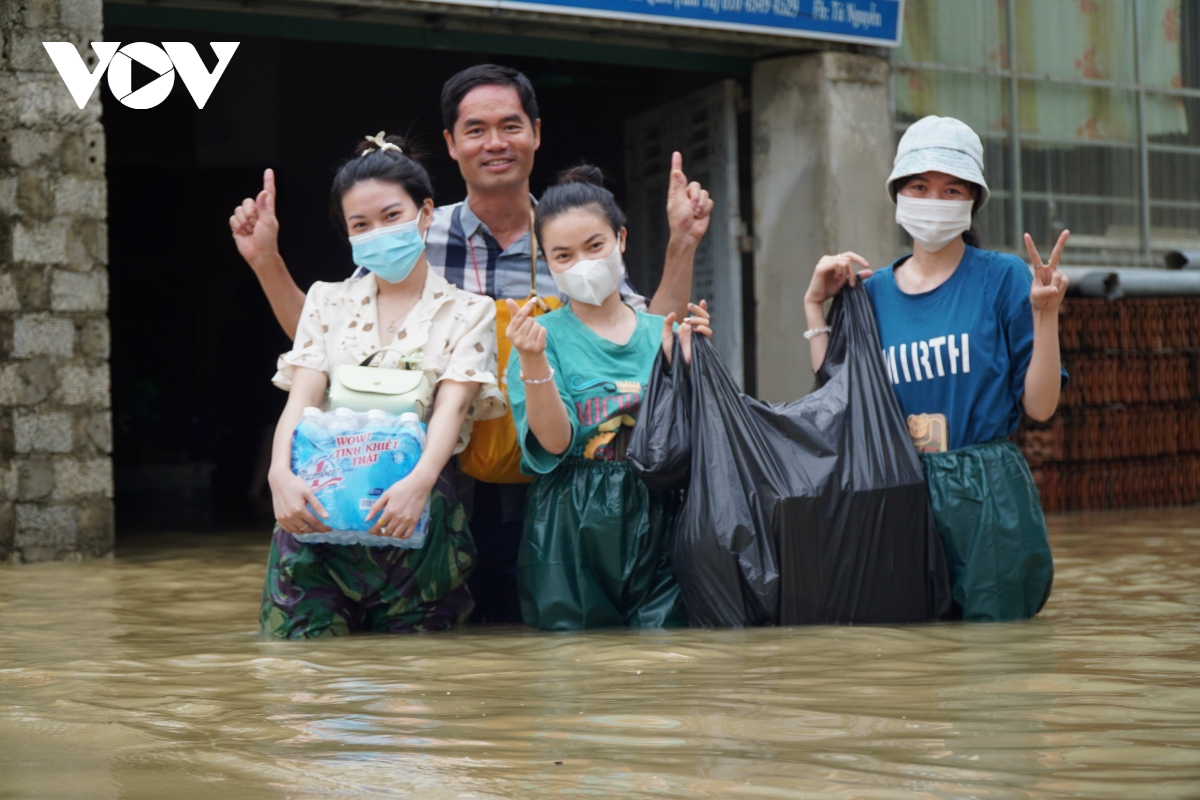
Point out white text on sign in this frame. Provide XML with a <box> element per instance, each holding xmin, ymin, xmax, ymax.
<box><xmin>41</xmin><ymin>42</ymin><xmax>239</xmax><ymax>110</ymax></box>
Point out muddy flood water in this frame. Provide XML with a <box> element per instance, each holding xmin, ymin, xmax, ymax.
<box><xmin>2</xmin><ymin>510</ymin><xmax>1199</xmax><ymax>799</ymax></box>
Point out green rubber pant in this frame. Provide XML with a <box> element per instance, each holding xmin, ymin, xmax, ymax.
<box><xmin>519</xmin><ymin>458</ymin><xmax>686</xmax><ymax>631</ymax></box>
<box><xmin>921</xmin><ymin>439</ymin><xmax>1053</xmax><ymax>621</ymax></box>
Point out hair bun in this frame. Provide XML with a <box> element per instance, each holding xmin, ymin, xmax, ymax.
<box><xmin>353</xmin><ymin>132</ymin><xmax>412</xmax><ymax>159</ymax></box>
<box><xmin>554</xmin><ymin>164</ymin><xmax>605</xmax><ymax>188</ymax></box>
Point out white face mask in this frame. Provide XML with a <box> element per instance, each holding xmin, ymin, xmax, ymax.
<box><xmin>895</xmin><ymin>195</ymin><xmax>973</xmax><ymax>252</ymax></box>
<box><xmin>551</xmin><ymin>240</ymin><xmax>623</xmax><ymax>306</ymax></box>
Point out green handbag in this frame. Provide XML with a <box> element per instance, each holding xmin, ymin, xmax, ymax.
<box><xmin>328</xmin><ymin>347</ymin><xmax>432</xmax><ymax>418</ymax></box>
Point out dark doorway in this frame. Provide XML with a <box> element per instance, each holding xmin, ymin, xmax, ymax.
<box><xmin>104</xmin><ymin>24</ymin><xmax>741</xmax><ymax>534</ymax></box>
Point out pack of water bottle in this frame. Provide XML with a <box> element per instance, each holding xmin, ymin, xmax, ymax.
<box><xmin>290</xmin><ymin>407</ymin><xmax>431</xmax><ymax>548</ymax></box>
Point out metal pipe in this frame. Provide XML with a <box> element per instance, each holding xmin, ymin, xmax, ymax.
<box><xmin>1110</xmin><ymin>269</ymin><xmax>1200</xmax><ymax>296</ymax></box>
<box><xmin>1061</xmin><ymin>267</ymin><xmax>1121</xmax><ymax>299</ymax></box>
<box><xmin>1004</xmin><ymin>0</ymin><xmax>1023</xmax><ymax>252</ymax></box>
<box><xmin>1061</xmin><ymin>267</ymin><xmax>1200</xmax><ymax>298</ymax></box>
<box><xmin>1132</xmin><ymin>0</ymin><xmax>1153</xmax><ymax>258</ymax></box>
<box><xmin>1164</xmin><ymin>251</ymin><xmax>1200</xmax><ymax>270</ymax></box>
<box><xmin>888</xmin><ymin>59</ymin><xmax>1200</xmax><ymax>100</ymax></box>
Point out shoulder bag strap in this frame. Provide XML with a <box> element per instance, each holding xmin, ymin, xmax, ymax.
<box><xmin>528</xmin><ymin>207</ymin><xmax>550</xmax><ymax>310</ymax></box>
<box><xmin>529</xmin><ymin>206</ymin><xmax>539</xmax><ymax>297</ymax></box>
<box><xmin>359</xmin><ymin>346</ymin><xmax>423</xmax><ymax>369</ymax></box>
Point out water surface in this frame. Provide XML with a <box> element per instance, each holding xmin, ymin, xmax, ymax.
<box><xmin>2</xmin><ymin>511</ymin><xmax>1199</xmax><ymax>798</ymax></box>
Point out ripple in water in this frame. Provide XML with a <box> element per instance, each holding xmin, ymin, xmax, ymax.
<box><xmin>1</xmin><ymin>510</ymin><xmax>1199</xmax><ymax>798</ymax></box>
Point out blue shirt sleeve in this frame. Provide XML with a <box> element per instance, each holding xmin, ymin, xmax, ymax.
<box><xmin>1001</xmin><ymin>260</ymin><xmax>1036</xmax><ymax>404</ymax></box>
<box><xmin>1001</xmin><ymin>258</ymin><xmax>1070</xmax><ymax>406</ymax></box>
<box><xmin>507</xmin><ymin>339</ymin><xmax>579</xmax><ymax>475</ymax></box>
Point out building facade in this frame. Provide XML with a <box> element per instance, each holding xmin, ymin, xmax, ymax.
<box><xmin>1</xmin><ymin>0</ymin><xmax>1195</xmax><ymax>560</ymax></box>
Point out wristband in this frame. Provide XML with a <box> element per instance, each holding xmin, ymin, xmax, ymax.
<box><xmin>803</xmin><ymin>326</ymin><xmax>833</xmax><ymax>341</ymax></box>
<box><xmin>520</xmin><ymin>365</ymin><xmax>556</xmax><ymax>385</ymax></box>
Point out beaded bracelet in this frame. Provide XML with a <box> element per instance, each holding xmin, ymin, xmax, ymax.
<box><xmin>803</xmin><ymin>326</ymin><xmax>833</xmax><ymax>341</ymax></box>
<box><xmin>520</xmin><ymin>366</ymin><xmax>557</xmax><ymax>385</ymax></box>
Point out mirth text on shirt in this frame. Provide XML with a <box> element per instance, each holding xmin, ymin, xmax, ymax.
<box><xmin>883</xmin><ymin>334</ymin><xmax>970</xmax><ymax>385</ymax></box>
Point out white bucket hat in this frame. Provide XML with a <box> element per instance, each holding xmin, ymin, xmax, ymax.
<box><xmin>887</xmin><ymin>116</ymin><xmax>990</xmax><ymax>212</ymax></box>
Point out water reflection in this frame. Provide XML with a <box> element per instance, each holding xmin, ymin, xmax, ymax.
<box><xmin>1</xmin><ymin>512</ymin><xmax>1199</xmax><ymax>798</ymax></box>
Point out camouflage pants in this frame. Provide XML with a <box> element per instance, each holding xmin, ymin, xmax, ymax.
<box><xmin>261</xmin><ymin>467</ymin><xmax>476</xmax><ymax>639</ymax></box>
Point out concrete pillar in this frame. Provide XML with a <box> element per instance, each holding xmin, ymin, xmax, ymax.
<box><xmin>751</xmin><ymin>51</ymin><xmax>894</xmax><ymax>402</ymax></box>
<box><xmin>1</xmin><ymin>0</ymin><xmax>113</xmax><ymax>562</ymax></box>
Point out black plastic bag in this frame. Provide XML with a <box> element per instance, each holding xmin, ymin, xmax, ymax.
<box><xmin>628</xmin><ymin>338</ymin><xmax>693</xmax><ymax>494</ymax></box>
<box><xmin>629</xmin><ymin>284</ymin><xmax>951</xmax><ymax>627</ymax></box>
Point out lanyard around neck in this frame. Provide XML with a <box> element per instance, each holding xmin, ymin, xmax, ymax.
<box><xmin>466</xmin><ymin>207</ymin><xmax>540</xmax><ymax>298</ymax></box>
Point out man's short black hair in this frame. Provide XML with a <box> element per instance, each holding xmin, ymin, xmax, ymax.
<box><xmin>441</xmin><ymin>64</ymin><xmax>539</xmax><ymax>133</ymax></box>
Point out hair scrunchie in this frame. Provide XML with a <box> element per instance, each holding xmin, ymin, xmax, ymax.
<box><xmin>360</xmin><ymin>131</ymin><xmax>403</xmax><ymax>157</ymax></box>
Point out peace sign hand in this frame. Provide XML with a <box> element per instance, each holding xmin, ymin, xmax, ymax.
<box><xmin>229</xmin><ymin>167</ymin><xmax>280</xmax><ymax>268</ymax></box>
<box><xmin>1024</xmin><ymin>230</ymin><xmax>1071</xmax><ymax>315</ymax></box>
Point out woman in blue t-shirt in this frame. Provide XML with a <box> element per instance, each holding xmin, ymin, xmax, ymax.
<box><xmin>505</xmin><ymin>165</ymin><xmax>713</xmax><ymax>630</ymax></box>
<box><xmin>803</xmin><ymin>116</ymin><xmax>1068</xmax><ymax>622</ymax></box>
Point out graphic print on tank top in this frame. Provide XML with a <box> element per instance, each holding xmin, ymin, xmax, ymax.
<box><xmin>569</xmin><ymin>373</ymin><xmax>644</xmax><ymax>461</ymax></box>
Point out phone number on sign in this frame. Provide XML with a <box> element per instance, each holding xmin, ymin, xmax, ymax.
<box><xmin>642</xmin><ymin>0</ymin><xmax>802</xmax><ymax>18</ymax></box>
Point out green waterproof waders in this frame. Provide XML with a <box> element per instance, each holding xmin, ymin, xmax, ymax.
<box><xmin>518</xmin><ymin>458</ymin><xmax>686</xmax><ymax>631</ymax></box>
<box><xmin>920</xmin><ymin>439</ymin><xmax>1053</xmax><ymax>621</ymax></box>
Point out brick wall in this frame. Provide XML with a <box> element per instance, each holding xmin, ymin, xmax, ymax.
<box><xmin>1</xmin><ymin>0</ymin><xmax>112</xmax><ymax>562</ymax></box>
<box><xmin>1017</xmin><ymin>297</ymin><xmax>1200</xmax><ymax>512</ymax></box>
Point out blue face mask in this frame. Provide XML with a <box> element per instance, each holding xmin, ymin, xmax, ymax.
<box><xmin>349</xmin><ymin>215</ymin><xmax>426</xmax><ymax>284</ymax></box>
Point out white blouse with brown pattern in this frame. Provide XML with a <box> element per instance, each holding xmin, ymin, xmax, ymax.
<box><xmin>273</xmin><ymin>269</ymin><xmax>506</xmax><ymax>454</ymax></box>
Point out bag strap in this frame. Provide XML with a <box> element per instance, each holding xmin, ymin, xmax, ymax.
<box><xmin>524</xmin><ymin>206</ymin><xmax>550</xmax><ymax>311</ymax></box>
<box><xmin>529</xmin><ymin>206</ymin><xmax>539</xmax><ymax>297</ymax></box>
<box><xmin>359</xmin><ymin>346</ymin><xmax>423</xmax><ymax>369</ymax></box>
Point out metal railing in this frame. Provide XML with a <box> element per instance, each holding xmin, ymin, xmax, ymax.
<box><xmin>891</xmin><ymin>0</ymin><xmax>1200</xmax><ymax>264</ymax></box>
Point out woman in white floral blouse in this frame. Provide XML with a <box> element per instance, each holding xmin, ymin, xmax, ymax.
<box><xmin>247</xmin><ymin>134</ymin><xmax>505</xmax><ymax>638</ymax></box>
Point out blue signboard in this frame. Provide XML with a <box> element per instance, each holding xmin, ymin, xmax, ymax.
<box><xmin>486</xmin><ymin>0</ymin><xmax>903</xmax><ymax>46</ymax></box>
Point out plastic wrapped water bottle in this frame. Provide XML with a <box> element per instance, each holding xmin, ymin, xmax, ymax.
<box><xmin>290</xmin><ymin>408</ymin><xmax>431</xmax><ymax>548</ymax></box>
